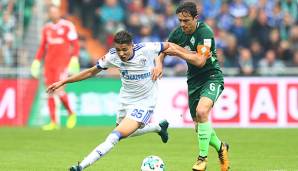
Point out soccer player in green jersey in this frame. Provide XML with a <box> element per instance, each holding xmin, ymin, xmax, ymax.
<box><xmin>153</xmin><ymin>2</ymin><xmax>230</xmax><ymax>171</ymax></box>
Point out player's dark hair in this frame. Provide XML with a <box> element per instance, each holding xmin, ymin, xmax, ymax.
<box><xmin>176</xmin><ymin>1</ymin><xmax>198</xmax><ymax>18</ymax></box>
<box><xmin>114</xmin><ymin>31</ymin><xmax>133</xmax><ymax>44</ymax></box>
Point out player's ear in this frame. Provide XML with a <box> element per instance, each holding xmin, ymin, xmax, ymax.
<box><xmin>194</xmin><ymin>15</ymin><xmax>199</xmax><ymax>20</ymax></box>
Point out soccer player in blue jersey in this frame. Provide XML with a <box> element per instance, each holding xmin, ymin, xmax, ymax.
<box><xmin>47</xmin><ymin>31</ymin><xmax>172</xmax><ymax>171</ymax></box>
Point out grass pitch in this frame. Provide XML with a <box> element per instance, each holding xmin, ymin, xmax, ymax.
<box><xmin>1</xmin><ymin>127</ymin><xmax>297</xmax><ymax>171</ymax></box>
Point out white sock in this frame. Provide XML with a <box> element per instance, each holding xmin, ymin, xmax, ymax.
<box><xmin>129</xmin><ymin>123</ymin><xmax>161</xmax><ymax>137</ymax></box>
<box><xmin>80</xmin><ymin>131</ymin><xmax>121</xmax><ymax>169</ymax></box>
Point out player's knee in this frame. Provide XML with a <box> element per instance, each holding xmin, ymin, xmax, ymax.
<box><xmin>196</xmin><ymin>107</ymin><xmax>209</xmax><ymax>121</ymax></box>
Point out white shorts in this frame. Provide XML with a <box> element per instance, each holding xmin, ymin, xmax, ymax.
<box><xmin>116</xmin><ymin>105</ymin><xmax>155</xmax><ymax>126</ymax></box>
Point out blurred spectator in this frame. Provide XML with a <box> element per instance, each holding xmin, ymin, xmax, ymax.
<box><xmin>78</xmin><ymin>37</ymin><xmax>92</xmax><ymax>68</ymax></box>
<box><xmin>0</xmin><ymin>11</ymin><xmax>16</xmax><ymax>66</ymax></box>
<box><xmin>229</xmin><ymin>0</ymin><xmax>249</xmax><ymax>18</ymax></box>
<box><xmin>277</xmin><ymin>40</ymin><xmax>292</xmax><ymax>62</ymax></box>
<box><xmin>163</xmin><ymin>56</ymin><xmax>187</xmax><ymax>76</ymax></box>
<box><xmin>217</xmin><ymin>2</ymin><xmax>234</xmax><ymax>31</ymax></box>
<box><xmin>280</xmin><ymin>12</ymin><xmax>295</xmax><ymax>40</ymax></box>
<box><xmin>267</xmin><ymin>2</ymin><xmax>283</xmax><ymax>28</ymax></box>
<box><xmin>287</xmin><ymin>50</ymin><xmax>298</xmax><ymax>67</ymax></box>
<box><xmin>268</xmin><ymin>29</ymin><xmax>280</xmax><ymax>50</ymax></box>
<box><xmin>128</xmin><ymin>0</ymin><xmax>144</xmax><ymax>14</ymax></box>
<box><xmin>237</xmin><ymin>48</ymin><xmax>255</xmax><ymax>75</ymax></box>
<box><xmin>223</xmin><ymin>34</ymin><xmax>238</xmax><ymax>67</ymax></box>
<box><xmin>201</xmin><ymin>0</ymin><xmax>221</xmax><ymax>18</ymax></box>
<box><xmin>147</xmin><ymin>0</ymin><xmax>166</xmax><ymax>14</ymax></box>
<box><xmin>97</xmin><ymin>0</ymin><xmax>126</xmax><ymax>48</ymax></box>
<box><xmin>126</xmin><ymin>13</ymin><xmax>141</xmax><ymax>38</ymax></box>
<box><xmin>229</xmin><ymin>17</ymin><xmax>249</xmax><ymax>47</ymax></box>
<box><xmin>249</xmin><ymin>39</ymin><xmax>264</xmax><ymax>63</ymax></box>
<box><xmin>250</xmin><ymin>9</ymin><xmax>271</xmax><ymax>49</ymax></box>
<box><xmin>217</xmin><ymin>48</ymin><xmax>232</xmax><ymax>67</ymax></box>
<box><xmin>135</xmin><ymin>25</ymin><xmax>160</xmax><ymax>43</ymax></box>
<box><xmin>139</xmin><ymin>6</ymin><xmax>156</xmax><ymax>26</ymax></box>
<box><xmin>280</xmin><ymin>0</ymin><xmax>298</xmax><ymax>22</ymax></box>
<box><xmin>258</xmin><ymin>49</ymin><xmax>285</xmax><ymax>76</ymax></box>
<box><xmin>289</xmin><ymin>26</ymin><xmax>298</xmax><ymax>52</ymax></box>
<box><xmin>164</xmin><ymin>2</ymin><xmax>179</xmax><ymax>34</ymax></box>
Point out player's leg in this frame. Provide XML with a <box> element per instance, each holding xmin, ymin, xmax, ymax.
<box><xmin>42</xmin><ymin>70</ymin><xmax>59</xmax><ymax>130</ymax></box>
<box><xmin>193</xmin><ymin>80</ymin><xmax>229</xmax><ymax>171</ymax></box>
<box><xmin>192</xmin><ymin>97</ymin><xmax>213</xmax><ymax>171</ymax></box>
<box><xmin>129</xmin><ymin>120</ymin><xmax>169</xmax><ymax>143</ymax></box>
<box><xmin>70</xmin><ymin>106</ymin><xmax>157</xmax><ymax>170</ymax></box>
<box><xmin>70</xmin><ymin>117</ymin><xmax>141</xmax><ymax>171</ymax></box>
<box><xmin>58</xmin><ymin>70</ymin><xmax>77</xmax><ymax>128</ymax></box>
<box><xmin>117</xmin><ymin>107</ymin><xmax>169</xmax><ymax>143</ymax></box>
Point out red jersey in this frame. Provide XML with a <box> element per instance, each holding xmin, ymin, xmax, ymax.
<box><xmin>35</xmin><ymin>19</ymin><xmax>79</xmax><ymax>70</ymax></box>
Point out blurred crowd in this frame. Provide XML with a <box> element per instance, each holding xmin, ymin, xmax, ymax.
<box><xmin>0</xmin><ymin>0</ymin><xmax>34</xmax><ymax>67</ymax></box>
<box><xmin>1</xmin><ymin>0</ymin><xmax>298</xmax><ymax>77</ymax></box>
<box><xmin>68</xmin><ymin>0</ymin><xmax>298</xmax><ymax>76</ymax></box>
<box><xmin>0</xmin><ymin>0</ymin><xmax>17</xmax><ymax>67</ymax></box>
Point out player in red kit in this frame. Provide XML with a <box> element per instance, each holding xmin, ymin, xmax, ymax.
<box><xmin>31</xmin><ymin>5</ymin><xmax>80</xmax><ymax>131</ymax></box>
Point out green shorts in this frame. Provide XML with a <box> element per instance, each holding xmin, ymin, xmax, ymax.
<box><xmin>188</xmin><ymin>74</ymin><xmax>224</xmax><ymax>119</ymax></box>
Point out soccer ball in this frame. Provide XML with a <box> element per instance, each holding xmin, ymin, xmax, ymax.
<box><xmin>140</xmin><ymin>155</ymin><xmax>165</xmax><ymax>171</ymax></box>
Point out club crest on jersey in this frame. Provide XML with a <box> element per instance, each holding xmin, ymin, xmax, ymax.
<box><xmin>190</xmin><ymin>36</ymin><xmax>195</xmax><ymax>45</ymax></box>
<box><xmin>139</xmin><ymin>58</ymin><xmax>147</xmax><ymax>65</ymax></box>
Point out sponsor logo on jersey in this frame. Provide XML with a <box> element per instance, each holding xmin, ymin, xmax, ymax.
<box><xmin>121</xmin><ymin>70</ymin><xmax>151</xmax><ymax>80</ymax></box>
<box><xmin>204</xmin><ymin>39</ymin><xmax>211</xmax><ymax>47</ymax></box>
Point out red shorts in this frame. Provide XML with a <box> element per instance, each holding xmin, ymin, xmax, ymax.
<box><xmin>44</xmin><ymin>67</ymin><xmax>68</xmax><ymax>86</ymax></box>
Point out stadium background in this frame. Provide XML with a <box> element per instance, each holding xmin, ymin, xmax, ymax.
<box><xmin>1</xmin><ymin>0</ymin><xmax>297</xmax><ymax>128</ymax></box>
<box><xmin>1</xmin><ymin>0</ymin><xmax>298</xmax><ymax>171</ymax></box>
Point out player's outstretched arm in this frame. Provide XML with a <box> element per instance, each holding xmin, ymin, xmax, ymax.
<box><xmin>164</xmin><ymin>43</ymin><xmax>210</xmax><ymax>68</ymax></box>
<box><xmin>47</xmin><ymin>66</ymin><xmax>101</xmax><ymax>94</ymax></box>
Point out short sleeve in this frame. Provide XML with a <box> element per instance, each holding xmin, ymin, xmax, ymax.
<box><xmin>96</xmin><ymin>50</ymin><xmax>119</xmax><ymax>70</ymax></box>
<box><xmin>144</xmin><ymin>42</ymin><xmax>164</xmax><ymax>54</ymax></box>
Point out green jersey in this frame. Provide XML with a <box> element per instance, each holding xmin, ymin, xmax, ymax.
<box><xmin>168</xmin><ymin>21</ymin><xmax>223</xmax><ymax>85</ymax></box>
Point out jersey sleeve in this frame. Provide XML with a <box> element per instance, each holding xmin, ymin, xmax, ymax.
<box><xmin>145</xmin><ymin>42</ymin><xmax>164</xmax><ymax>54</ymax></box>
<box><xmin>96</xmin><ymin>50</ymin><xmax>119</xmax><ymax>70</ymax></box>
<box><xmin>199</xmin><ymin>25</ymin><xmax>214</xmax><ymax>48</ymax></box>
<box><xmin>142</xmin><ymin>42</ymin><xmax>164</xmax><ymax>61</ymax></box>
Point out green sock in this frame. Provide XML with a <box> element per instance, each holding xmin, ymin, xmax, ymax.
<box><xmin>209</xmin><ymin>129</ymin><xmax>221</xmax><ymax>152</ymax></box>
<box><xmin>198</xmin><ymin>122</ymin><xmax>212</xmax><ymax>157</ymax></box>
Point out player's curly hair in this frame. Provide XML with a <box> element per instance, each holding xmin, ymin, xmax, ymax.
<box><xmin>114</xmin><ymin>31</ymin><xmax>133</xmax><ymax>44</ymax></box>
<box><xmin>176</xmin><ymin>1</ymin><xmax>198</xmax><ymax>18</ymax></box>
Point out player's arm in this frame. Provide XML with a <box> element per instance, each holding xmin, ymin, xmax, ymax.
<box><xmin>68</xmin><ymin>22</ymin><xmax>80</xmax><ymax>74</ymax></box>
<box><xmin>164</xmin><ymin>43</ymin><xmax>210</xmax><ymax>68</ymax></box>
<box><xmin>47</xmin><ymin>66</ymin><xmax>101</xmax><ymax>94</ymax></box>
<box><xmin>152</xmin><ymin>42</ymin><xmax>170</xmax><ymax>80</ymax></box>
<box><xmin>31</xmin><ymin>28</ymin><xmax>47</xmax><ymax>78</ymax></box>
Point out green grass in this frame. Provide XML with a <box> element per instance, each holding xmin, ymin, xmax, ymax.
<box><xmin>1</xmin><ymin>127</ymin><xmax>298</xmax><ymax>171</ymax></box>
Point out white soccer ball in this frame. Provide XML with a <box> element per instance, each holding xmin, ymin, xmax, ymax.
<box><xmin>140</xmin><ymin>155</ymin><xmax>165</xmax><ymax>171</ymax></box>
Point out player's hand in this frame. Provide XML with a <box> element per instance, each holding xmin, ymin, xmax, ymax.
<box><xmin>46</xmin><ymin>81</ymin><xmax>65</xmax><ymax>94</ymax></box>
<box><xmin>68</xmin><ymin>56</ymin><xmax>80</xmax><ymax>75</ymax></box>
<box><xmin>30</xmin><ymin>59</ymin><xmax>41</xmax><ymax>78</ymax></box>
<box><xmin>197</xmin><ymin>45</ymin><xmax>211</xmax><ymax>59</ymax></box>
<box><xmin>163</xmin><ymin>43</ymin><xmax>179</xmax><ymax>56</ymax></box>
<box><xmin>152</xmin><ymin>65</ymin><xmax>163</xmax><ymax>81</ymax></box>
